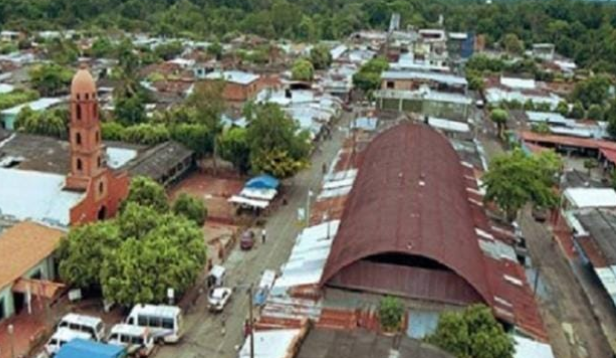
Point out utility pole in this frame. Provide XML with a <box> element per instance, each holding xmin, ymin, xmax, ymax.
<box><xmin>248</xmin><ymin>284</ymin><xmax>255</xmax><ymax>358</ymax></box>
<box><xmin>8</xmin><ymin>324</ymin><xmax>14</xmax><ymax>358</ymax></box>
<box><xmin>306</xmin><ymin>190</ymin><xmax>313</xmax><ymax>227</ymax></box>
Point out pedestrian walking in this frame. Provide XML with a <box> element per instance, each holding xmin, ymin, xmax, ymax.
<box><xmin>262</xmin><ymin>228</ymin><xmax>267</xmax><ymax>244</ymax></box>
<box><xmin>322</xmin><ymin>162</ymin><xmax>327</xmax><ymax>175</ymax></box>
<box><xmin>221</xmin><ymin>315</ymin><xmax>226</xmax><ymax>336</ymax></box>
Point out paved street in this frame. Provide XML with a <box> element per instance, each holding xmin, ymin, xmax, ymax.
<box><xmin>476</xmin><ymin>112</ymin><xmax>614</xmax><ymax>358</ymax></box>
<box><xmin>155</xmin><ymin>113</ymin><xmax>351</xmax><ymax>358</ymax></box>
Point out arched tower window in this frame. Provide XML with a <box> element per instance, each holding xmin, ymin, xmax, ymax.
<box><xmin>76</xmin><ymin>158</ymin><xmax>83</xmax><ymax>171</ymax></box>
<box><xmin>75</xmin><ymin>132</ymin><xmax>82</xmax><ymax>145</ymax></box>
<box><xmin>99</xmin><ymin>181</ymin><xmax>104</xmax><ymax>194</ymax></box>
<box><xmin>97</xmin><ymin>156</ymin><xmax>102</xmax><ymax>168</ymax></box>
<box><xmin>76</xmin><ymin>104</ymin><xmax>82</xmax><ymax>120</ymax></box>
<box><xmin>95</xmin><ymin>130</ymin><xmax>100</xmax><ymax>143</ymax></box>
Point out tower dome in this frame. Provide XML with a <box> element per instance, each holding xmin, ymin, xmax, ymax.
<box><xmin>71</xmin><ymin>67</ymin><xmax>96</xmax><ymax>100</ymax></box>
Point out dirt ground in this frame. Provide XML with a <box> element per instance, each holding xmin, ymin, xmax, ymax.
<box><xmin>170</xmin><ymin>172</ymin><xmax>244</xmax><ymax>224</ymax></box>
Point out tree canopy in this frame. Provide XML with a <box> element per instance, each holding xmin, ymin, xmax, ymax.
<box><xmin>4</xmin><ymin>0</ymin><xmax>616</xmax><ymax>75</ymax></box>
<box><xmin>352</xmin><ymin>57</ymin><xmax>389</xmax><ymax>94</ymax></box>
<box><xmin>425</xmin><ymin>305</ymin><xmax>515</xmax><ymax>358</ymax></box>
<box><xmin>58</xmin><ymin>179</ymin><xmax>207</xmax><ymax>306</ymax></box>
<box><xmin>28</xmin><ymin>63</ymin><xmax>73</xmax><ymax>97</ymax></box>
<box><xmin>291</xmin><ymin>59</ymin><xmax>315</xmax><ymax>82</ymax></box>
<box><xmin>246</xmin><ymin>103</ymin><xmax>311</xmax><ymax>178</ymax></box>
<box><xmin>309</xmin><ymin>45</ymin><xmax>333</xmax><ymax>70</ymax></box>
<box><xmin>173</xmin><ymin>193</ymin><xmax>208</xmax><ymax>226</ymax></box>
<box><xmin>124</xmin><ymin>176</ymin><xmax>170</xmax><ymax>213</ymax></box>
<box><xmin>482</xmin><ymin>149</ymin><xmax>561</xmax><ymax>221</ymax></box>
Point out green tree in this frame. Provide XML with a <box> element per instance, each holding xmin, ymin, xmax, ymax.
<box><xmin>501</xmin><ymin>33</ymin><xmax>524</xmax><ymax>54</ymax></box>
<box><xmin>570</xmin><ymin>101</ymin><xmax>586</xmax><ymax>119</ymax></box>
<box><xmin>29</xmin><ymin>63</ymin><xmax>73</xmax><ymax>96</ymax></box>
<box><xmin>466</xmin><ymin>71</ymin><xmax>484</xmax><ymax>91</ymax></box>
<box><xmin>219</xmin><ymin>127</ymin><xmax>251</xmax><ymax>173</ymax></box>
<box><xmin>606</xmin><ymin>100</ymin><xmax>616</xmax><ymax>138</ymax></box>
<box><xmin>425</xmin><ymin>305</ymin><xmax>515</xmax><ymax>358</ymax></box>
<box><xmin>173</xmin><ymin>193</ymin><xmax>207</xmax><ymax>226</ymax></box>
<box><xmin>90</xmin><ymin>37</ymin><xmax>116</xmax><ymax>58</ymax></box>
<box><xmin>309</xmin><ymin>45</ymin><xmax>332</xmax><ymax>70</ymax></box>
<box><xmin>170</xmin><ymin>123</ymin><xmax>212</xmax><ymax>157</ymax></box>
<box><xmin>117</xmin><ymin>202</ymin><xmax>161</xmax><ymax>239</ymax></box>
<box><xmin>291</xmin><ymin>59</ymin><xmax>314</xmax><ymax>82</ymax></box>
<box><xmin>531</xmin><ymin>122</ymin><xmax>550</xmax><ymax>135</ymax></box>
<box><xmin>587</xmin><ymin>104</ymin><xmax>604</xmax><ymax>121</ymax></box>
<box><xmin>58</xmin><ymin>222</ymin><xmax>121</xmax><ymax>291</ymax></box>
<box><xmin>490</xmin><ymin>108</ymin><xmax>508</xmax><ymax>139</ymax></box>
<box><xmin>187</xmin><ymin>80</ymin><xmax>226</xmax><ymax>168</ymax></box>
<box><xmin>352</xmin><ymin>57</ymin><xmax>389</xmax><ymax>94</ymax></box>
<box><xmin>154</xmin><ymin>41</ymin><xmax>184</xmax><ymax>61</ymax></box>
<box><xmin>379</xmin><ymin>296</ymin><xmax>405</xmax><ymax>332</ymax></box>
<box><xmin>101</xmin><ymin>121</ymin><xmax>126</xmax><ymax>141</ymax></box>
<box><xmin>556</xmin><ymin>101</ymin><xmax>569</xmax><ymax>117</ymax></box>
<box><xmin>124</xmin><ymin>176</ymin><xmax>170</xmax><ymax>213</ymax></box>
<box><xmin>123</xmin><ymin>123</ymin><xmax>170</xmax><ymax>145</ymax></box>
<box><xmin>482</xmin><ymin>149</ymin><xmax>561</xmax><ymax>221</ymax></box>
<box><xmin>571</xmin><ymin>76</ymin><xmax>611</xmax><ymax>109</ymax></box>
<box><xmin>14</xmin><ymin>107</ymin><xmax>68</xmax><ymax>138</ymax></box>
<box><xmin>247</xmin><ymin>103</ymin><xmax>311</xmax><ymax>178</ymax></box>
<box><xmin>206</xmin><ymin>42</ymin><xmax>223</xmax><ymax>60</ymax></box>
<box><xmin>100</xmin><ymin>213</ymin><xmax>206</xmax><ymax>306</ymax></box>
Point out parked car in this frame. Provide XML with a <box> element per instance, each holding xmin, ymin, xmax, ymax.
<box><xmin>57</xmin><ymin>313</ymin><xmax>106</xmax><ymax>341</ymax></box>
<box><xmin>107</xmin><ymin>324</ymin><xmax>156</xmax><ymax>357</ymax></box>
<box><xmin>240</xmin><ymin>230</ymin><xmax>255</xmax><ymax>250</ymax></box>
<box><xmin>45</xmin><ymin>328</ymin><xmax>92</xmax><ymax>356</ymax></box>
<box><xmin>532</xmin><ymin>206</ymin><xmax>548</xmax><ymax>222</ymax></box>
<box><xmin>208</xmin><ymin>287</ymin><xmax>233</xmax><ymax>312</ymax></box>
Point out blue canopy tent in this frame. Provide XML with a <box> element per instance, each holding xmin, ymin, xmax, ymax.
<box><xmin>245</xmin><ymin>174</ymin><xmax>280</xmax><ymax>190</ymax></box>
<box><xmin>56</xmin><ymin>339</ymin><xmax>126</xmax><ymax>358</ymax></box>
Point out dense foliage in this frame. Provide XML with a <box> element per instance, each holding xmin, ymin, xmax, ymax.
<box><xmin>482</xmin><ymin>149</ymin><xmax>562</xmax><ymax>221</ymax></box>
<box><xmin>173</xmin><ymin>193</ymin><xmax>208</xmax><ymax>226</ymax></box>
<box><xmin>425</xmin><ymin>305</ymin><xmax>515</xmax><ymax>358</ymax></box>
<box><xmin>378</xmin><ymin>296</ymin><xmax>405</xmax><ymax>332</ymax></box>
<box><xmin>14</xmin><ymin>107</ymin><xmax>69</xmax><ymax>138</ymax></box>
<box><xmin>4</xmin><ymin>0</ymin><xmax>616</xmax><ymax>73</ymax></box>
<box><xmin>59</xmin><ymin>178</ymin><xmax>207</xmax><ymax>306</ymax></box>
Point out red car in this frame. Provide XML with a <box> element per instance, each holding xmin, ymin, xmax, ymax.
<box><xmin>240</xmin><ymin>231</ymin><xmax>255</xmax><ymax>250</ymax></box>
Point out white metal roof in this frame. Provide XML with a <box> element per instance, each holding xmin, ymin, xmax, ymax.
<box><xmin>0</xmin><ymin>83</ymin><xmax>15</xmax><ymax>94</ymax></box>
<box><xmin>526</xmin><ymin>111</ymin><xmax>570</xmax><ymax>126</ymax></box>
<box><xmin>1</xmin><ymin>97</ymin><xmax>64</xmax><ymax>116</ymax></box>
<box><xmin>0</xmin><ymin>168</ymin><xmax>85</xmax><ymax>226</ymax></box>
<box><xmin>129</xmin><ymin>304</ymin><xmax>181</xmax><ymax>318</ymax></box>
<box><xmin>238</xmin><ymin>329</ymin><xmax>302</xmax><ymax>358</ymax></box>
<box><xmin>428</xmin><ymin>117</ymin><xmax>470</xmax><ymax>133</ymax></box>
<box><xmin>205</xmin><ymin>70</ymin><xmax>259</xmax><ymax>85</ymax></box>
<box><xmin>106</xmin><ymin>147</ymin><xmax>137</xmax><ymax>169</ymax></box>
<box><xmin>381</xmin><ymin>70</ymin><xmax>467</xmax><ymax>86</ymax></box>
<box><xmin>501</xmin><ymin>76</ymin><xmax>536</xmax><ymax>90</ymax></box>
<box><xmin>514</xmin><ymin>336</ymin><xmax>555</xmax><ymax>358</ymax></box>
<box><xmin>564</xmin><ymin>188</ymin><xmax>616</xmax><ymax>209</ymax></box>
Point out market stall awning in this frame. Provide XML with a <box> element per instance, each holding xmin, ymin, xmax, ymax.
<box><xmin>246</xmin><ymin>174</ymin><xmax>280</xmax><ymax>190</ymax></box>
<box><xmin>229</xmin><ymin>195</ymin><xmax>270</xmax><ymax>209</ymax></box>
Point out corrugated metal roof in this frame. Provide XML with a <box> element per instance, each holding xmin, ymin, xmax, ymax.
<box><xmin>321</xmin><ymin>123</ymin><xmax>492</xmax><ymax>304</ymax></box>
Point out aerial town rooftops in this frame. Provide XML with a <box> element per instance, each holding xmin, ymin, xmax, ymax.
<box><xmin>564</xmin><ymin>188</ymin><xmax>616</xmax><ymax>209</ymax></box>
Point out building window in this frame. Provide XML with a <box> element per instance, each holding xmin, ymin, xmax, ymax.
<box><xmin>93</xmin><ymin>104</ymin><xmax>98</xmax><ymax>119</ymax></box>
<box><xmin>76</xmin><ymin>104</ymin><xmax>82</xmax><ymax>120</ymax></box>
<box><xmin>95</xmin><ymin>131</ymin><xmax>100</xmax><ymax>143</ymax></box>
<box><xmin>76</xmin><ymin>132</ymin><xmax>82</xmax><ymax>145</ymax></box>
<box><xmin>387</xmin><ymin>81</ymin><xmax>395</xmax><ymax>89</ymax></box>
<box><xmin>76</xmin><ymin>158</ymin><xmax>83</xmax><ymax>171</ymax></box>
<box><xmin>99</xmin><ymin>181</ymin><xmax>104</xmax><ymax>194</ymax></box>
<box><xmin>97</xmin><ymin>156</ymin><xmax>102</xmax><ymax>168</ymax></box>
<box><xmin>85</xmin><ymin>93</ymin><xmax>89</xmax><ymax>100</ymax></box>
<box><xmin>0</xmin><ymin>298</ymin><xmax>5</xmax><ymax>321</ymax></box>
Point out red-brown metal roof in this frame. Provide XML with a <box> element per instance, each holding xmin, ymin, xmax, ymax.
<box><xmin>320</xmin><ymin>123</ymin><xmax>492</xmax><ymax>304</ymax></box>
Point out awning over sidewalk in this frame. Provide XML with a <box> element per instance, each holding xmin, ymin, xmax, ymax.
<box><xmin>12</xmin><ymin>278</ymin><xmax>65</xmax><ymax>300</ymax></box>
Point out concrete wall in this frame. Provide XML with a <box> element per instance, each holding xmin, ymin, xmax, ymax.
<box><xmin>0</xmin><ymin>256</ymin><xmax>55</xmax><ymax>321</ymax></box>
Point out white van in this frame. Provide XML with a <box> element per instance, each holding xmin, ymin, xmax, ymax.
<box><xmin>107</xmin><ymin>324</ymin><xmax>155</xmax><ymax>357</ymax></box>
<box><xmin>57</xmin><ymin>313</ymin><xmax>106</xmax><ymax>341</ymax></box>
<box><xmin>44</xmin><ymin>328</ymin><xmax>92</xmax><ymax>356</ymax></box>
<box><xmin>126</xmin><ymin>305</ymin><xmax>183</xmax><ymax>343</ymax></box>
